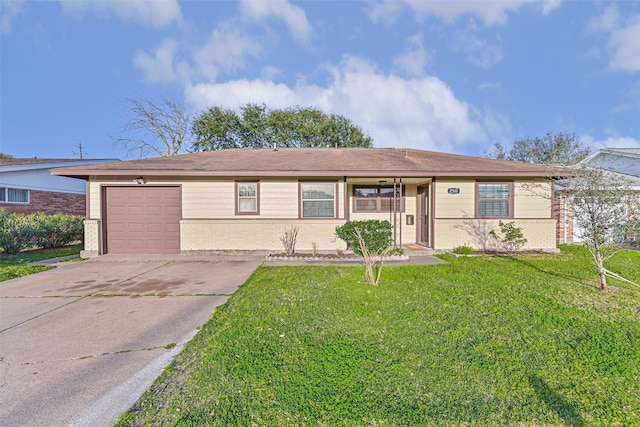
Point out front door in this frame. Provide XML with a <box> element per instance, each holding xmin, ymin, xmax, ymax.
<box><xmin>417</xmin><ymin>185</ymin><xmax>430</xmax><ymax>246</ymax></box>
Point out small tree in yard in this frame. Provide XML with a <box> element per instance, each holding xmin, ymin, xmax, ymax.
<box><xmin>335</xmin><ymin>220</ymin><xmax>392</xmax><ymax>285</ymax></box>
<box><xmin>561</xmin><ymin>167</ymin><xmax>640</xmax><ymax>291</ymax></box>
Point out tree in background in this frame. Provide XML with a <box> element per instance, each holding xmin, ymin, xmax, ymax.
<box><xmin>559</xmin><ymin>167</ymin><xmax>640</xmax><ymax>291</ymax></box>
<box><xmin>191</xmin><ymin>104</ymin><xmax>372</xmax><ymax>151</ymax></box>
<box><xmin>487</xmin><ymin>132</ymin><xmax>591</xmax><ymax>165</ymax></box>
<box><xmin>116</xmin><ymin>97</ymin><xmax>191</xmax><ymax>158</ymax></box>
<box><xmin>0</xmin><ymin>153</ymin><xmax>14</xmax><ymax>158</ymax></box>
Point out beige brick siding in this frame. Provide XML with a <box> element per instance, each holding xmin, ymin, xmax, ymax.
<box><xmin>83</xmin><ymin>219</ymin><xmax>100</xmax><ymax>252</ymax></box>
<box><xmin>433</xmin><ymin>218</ymin><xmax>557</xmax><ymax>251</ymax></box>
<box><xmin>86</xmin><ymin>176</ymin><xmax>556</xmax><ymax>254</ymax></box>
<box><xmin>181</xmin><ymin>219</ymin><xmax>348</xmax><ymax>252</ymax></box>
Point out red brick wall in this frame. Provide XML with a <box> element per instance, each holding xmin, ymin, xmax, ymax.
<box><xmin>554</xmin><ymin>193</ymin><xmax>574</xmax><ymax>244</ymax></box>
<box><xmin>0</xmin><ymin>190</ymin><xmax>86</xmax><ymax>216</ymax></box>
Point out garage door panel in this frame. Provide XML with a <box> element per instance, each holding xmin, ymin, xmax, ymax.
<box><xmin>146</xmin><ymin>206</ymin><xmax>163</xmax><ymax>216</ymax></box>
<box><xmin>146</xmin><ymin>223</ymin><xmax>163</xmax><ymax>232</ymax></box>
<box><xmin>165</xmin><ymin>223</ymin><xmax>180</xmax><ymax>232</ymax></box>
<box><xmin>127</xmin><ymin>222</ymin><xmax>145</xmax><ymax>233</ymax></box>
<box><xmin>105</xmin><ymin>186</ymin><xmax>181</xmax><ymax>254</ymax></box>
<box><xmin>165</xmin><ymin>206</ymin><xmax>181</xmax><ymax>215</ymax></box>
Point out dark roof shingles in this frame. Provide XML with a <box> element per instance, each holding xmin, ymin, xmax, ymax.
<box><xmin>52</xmin><ymin>148</ymin><xmax>559</xmax><ymax>177</ymax></box>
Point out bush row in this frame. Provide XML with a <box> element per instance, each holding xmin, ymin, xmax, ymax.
<box><xmin>0</xmin><ymin>209</ymin><xmax>84</xmax><ymax>255</ymax></box>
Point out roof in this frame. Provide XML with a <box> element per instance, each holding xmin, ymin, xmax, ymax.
<box><xmin>1</xmin><ymin>158</ymin><xmax>120</xmax><ymax>173</ymax></box>
<box><xmin>51</xmin><ymin>148</ymin><xmax>564</xmax><ymax>179</ymax></box>
<box><xmin>578</xmin><ymin>148</ymin><xmax>640</xmax><ymax>186</ymax></box>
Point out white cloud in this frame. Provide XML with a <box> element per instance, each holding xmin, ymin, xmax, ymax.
<box><xmin>240</xmin><ymin>0</ymin><xmax>311</xmax><ymax>44</ymax></box>
<box><xmin>185</xmin><ymin>55</ymin><xmax>494</xmax><ymax>153</ymax></box>
<box><xmin>134</xmin><ymin>22</ymin><xmax>263</xmax><ymax>84</ymax></box>
<box><xmin>541</xmin><ymin>0</ymin><xmax>562</xmax><ymax>16</ymax></box>
<box><xmin>1</xmin><ymin>0</ymin><xmax>26</xmax><ymax>34</ymax></box>
<box><xmin>478</xmin><ymin>82</ymin><xmax>502</xmax><ymax>91</ymax></box>
<box><xmin>366</xmin><ymin>1</ymin><xmax>405</xmax><ymax>26</ymax></box>
<box><xmin>404</xmin><ymin>0</ymin><xmax>550</xmax><ymax>26</ymax></box>
<box><xmin>589</xmin><ymin>7</ymin><xmax>640</xmax><ymax>73</ymax></box>
<box><xmin>194</xmin><ymin>22</ymin><xmax>263</xmax><ymax>77</ymax></box>
<box><xmin>369</xmin><ymin>0</ymin><xmax>561</xmax><ymax>26</ymax></box>
<box><xmin>393</xmin><ymin>33</ymin><xmax>430</xmax><ymax>76</ymax></box>
<box><xmin>452</xmin><ymin>30</ymin><xmax>504</xmax><ymax>68</ymax></box>
<box><xmin>608</xmin><ymin>15</ymin><xmax>640</xmax><ymax>72</ymax></box>
<box><xmin>59</xmin><ymin>0</ymin><xmax>181</xmax><ymax>28</ymax></box>
<box><xmin>588</xmin><ymin>5</ymin><xmax>619</xmax><ymax>32</ymax></box>
<box><xmin>580</xmin><ymin>134</ymin><xmax>640</xmax><ymax>152</ymax></box>
<box><xmin>133</xmin><ymin>38</ymin><xmax>190</xmax><ymax>84</ymax></box>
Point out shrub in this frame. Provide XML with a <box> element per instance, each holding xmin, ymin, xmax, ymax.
<box><xmin>336</xmin><ymin>220</ymin><xmax>394</xmax><ymax>285</ymax></box>
<box><xmin>0</xmin><ymin>209</ymin><xmax>83</xmax><ymax>254</ymax></box>
<box><xmin>387</xmin><ymin>247</ymin><xmax>406</xmax><ymax>256</ymax></box>
<box><xmin>335</xmin><ymin>220</ymin><xmax>392</xmax><ymax>256</ymax></box>
<box><xmin>32</xmin><ymin>212</ymin><xmax>84</xmax><ymax>248</ymax></box>
<box><xmin>453</xmin><ymin>245</ymin><xmax>474</xmax><ymax>255</ymax></box>
<box><xmin>0</xmin><ymin>209</ymin><xmax>36</xmax><ymax>255</ymax></box>
<box><xmin>280</xmin><ymin>225</ymin><xmax>299</xmax><ymax>256</ymax></box>
<box><xmin>489</xmin><ymin>221</ymin><xmax>527</xmax><ymax>252</ymax></box>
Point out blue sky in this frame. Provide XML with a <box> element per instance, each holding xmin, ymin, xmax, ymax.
<box><xmin>2</xmin><ymin>0</ymin><xmax>640</xmax><ymax>160</ymax></box>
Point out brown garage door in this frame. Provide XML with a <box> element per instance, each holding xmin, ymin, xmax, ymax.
<box><xmin>104</xmin><ymin>186</ymin><xmax>181</xmax><ymax>254</ymax></box>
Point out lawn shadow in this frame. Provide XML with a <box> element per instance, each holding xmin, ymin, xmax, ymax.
<box><xmin>503</xmin><ymin>255</ymin><xmax>594</xmax><ymax>289</ymax></box>
<box><xmin>528</xmin><ymin>374</ymin><xmax>585</xmax><ymax>427</ymax></box>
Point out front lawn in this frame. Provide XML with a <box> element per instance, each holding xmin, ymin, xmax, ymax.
<box><xmin>0</xmin><ymin>246</ymin><xmax>82</xmax><ymax>282</ymax></box>
<box><xmin>118</xmin><ymin>246</ymin><xmax>640</xmax><ymax>426</ymax></box>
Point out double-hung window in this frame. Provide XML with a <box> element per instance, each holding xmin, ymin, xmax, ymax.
<box><xmin>236</xmin><ymin>182</ymin><xmax>259</xmax><ymax>215</ymax></box>
<box><xmin>477</xmin><ymin>182</ymin><xmax>512</xmax><ymax>218</ymax></box>
<box><xmin>353</xmin><ymin>186</ymin><xmax>404</xmax><ymax>213</ymax></box>
<box><xmin>301</xmin><ymin>183</ymin><xmax>336</xmax><ymax>218</ymax></box>
<box><xmin>0</xmin><ymin>187</ymin><xmax>29</xmax><ymax>203</ymax></box>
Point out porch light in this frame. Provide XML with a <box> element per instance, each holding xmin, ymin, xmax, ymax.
<box><xmin>133</xmin><ymin>177</ymin><xmax>146</xmax><ymax>184</ymax></box>
<box><xmin>379</xmin><ymin>180</ymin><xmax>387</xmax><ymax>186</ymax></box>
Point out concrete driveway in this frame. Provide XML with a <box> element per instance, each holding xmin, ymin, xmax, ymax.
<box><xmin>0</xmin><ymin>255</ymin><xmax>263</xmax><ymax>427</ymax></box>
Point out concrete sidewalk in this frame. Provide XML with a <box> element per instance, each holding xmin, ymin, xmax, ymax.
<box><xmin>0</xmin><ymin>255</ymin><xmax>263</xmax><ymax>427</ymax></box>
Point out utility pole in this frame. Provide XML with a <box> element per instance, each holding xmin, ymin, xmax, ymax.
<box><xmin>73</xmin><ymin>143</ymin><xmax>87</xmax><ymax>159</ymax></box>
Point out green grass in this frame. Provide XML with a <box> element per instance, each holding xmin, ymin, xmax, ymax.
<box><xmin>0</xmin><ymin>246</ymin><xmax>82</xmax><ymax>282</ymax></box>
<box><xmin>117</xmin><ymin>246</ymin><xmax>640</xmax><ymax>426</ymax></box>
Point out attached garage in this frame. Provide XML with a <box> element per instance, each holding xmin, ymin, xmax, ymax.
<box><xmin>103</xmin><ymin>186</ymin><xmax>181</xmax><ymax>254</ymax></box>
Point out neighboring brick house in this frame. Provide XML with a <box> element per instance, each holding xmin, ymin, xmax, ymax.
<box><xmin>555</xmin><ymin>148</ymin><xmax>640</xmax><ymax>244</ymax></box>
<box><xmin>0</xmin><ymin>158</ymin><xmax>119</xmax><ymax>216</ymax></box>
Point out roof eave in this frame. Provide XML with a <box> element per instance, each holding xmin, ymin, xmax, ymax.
<box><xmin>52</xmin><ymin>169</ymin><xmax>556</xmax><ymax>178</ymax></box>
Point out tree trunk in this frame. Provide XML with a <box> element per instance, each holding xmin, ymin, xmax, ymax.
<box><xmin>594</xmin><ymin>249</ymin><xmax>608</xmax><ymax>291</ymax></box>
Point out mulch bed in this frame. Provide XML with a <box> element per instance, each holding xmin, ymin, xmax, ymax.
<box><xmin>268</xmin><ymin>252</ymin><xmax>360</xmax><ymax>260</ymax></box>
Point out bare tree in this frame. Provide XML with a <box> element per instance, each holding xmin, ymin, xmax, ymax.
<box><xmin>116</xmin><ymin>97</ymin><xmax>191</xmax><ymax>158</ymax></box>
<box><xmin>559</xmin><ymin>167</ymin><xmax>640</xmax><ymax>291</ymax></box>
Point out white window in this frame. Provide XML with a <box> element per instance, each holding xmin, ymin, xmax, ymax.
<box><xmin>477</xmin><ymin>182</ymin><xmax>512</xmax><ymax>218</ymax></box>
<box><xmin>236</xmin><ymin>182</ymin><xmax>259</xmax><ymax>214</ymax></box>
<box><xmin>301</xmin><ymin>183</ymin><xmax>335</xmax><ymax>218</ymax></box>
<box><xmin>0</xmin><ymin>187</ymin><xmax>29</xmax><ymax>204</ymax></box>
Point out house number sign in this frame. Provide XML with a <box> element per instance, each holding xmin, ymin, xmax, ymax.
<box><xmin>447</xmin><ymin>188</ymin><xmax>460</xmax><ymax>194</ymax></box>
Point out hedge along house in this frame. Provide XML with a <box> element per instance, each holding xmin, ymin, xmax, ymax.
<box><xmin>52</xmin><ymin>148</ymin><xmax>560</xmax><ymax>257</ymax></box>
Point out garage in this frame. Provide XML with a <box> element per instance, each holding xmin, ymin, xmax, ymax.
<box><xmin>103</xmin><ymin>186</ymin><xmax>181</xmax><ymax>254</ymax></box>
